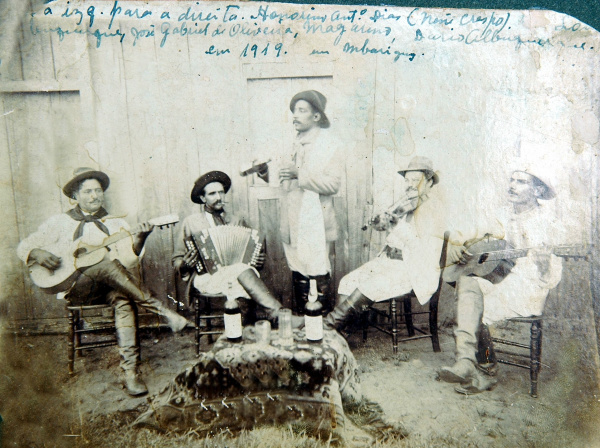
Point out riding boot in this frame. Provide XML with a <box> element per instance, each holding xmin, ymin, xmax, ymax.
<box><xmin>476</xmin><ymin>324</ymin><xmax>497</xmax><ymax>376</ymax></box>
<box><xmin>238</xmin><ymin>269</ymin><xmax>303</xmax><ymax>328</ymax></box>
<box><xmin>84</xmin><ymin>260</ymin><xmax>193</xmax><ymax>332</ymax></box>
<box><xmin>292</xmin><ymin>271</ymin><xmax>310</xmax><ymax>314</ymax></box>
<box><xmin>315</xmin><ymin>273</ymin><xmax>335</xmax><ymax>314</ymax></box>
<box><xmin>438</xmin><ymin>276</ymin><xmax>485</xmax><ymax>383</ymax></box>
<box><xmin>112</xmin><ymin>294</ymin><xmax>147</xmax><ymax>396</ymax></box>
<box><xmin>323</xmin><ymin>288</ymin><xmax>372</xmax><ymax>331</ymax></box>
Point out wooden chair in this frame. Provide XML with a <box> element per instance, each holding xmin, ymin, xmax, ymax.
<box><xmin>193</xmin><ymin>291</ymin><xmax>226</xmax><ymax>355</ymax></box>
<box><xmin>361</xmin><ymin>231</ymin><xmax>450</xmax><ymax>354</ymax></box>
<box><xmin>491</xmin><ymin>316</ymin><xmax>543</xmax><ymax>397</ymax></box>
<box><xmin>66</xmin><ymin>303</ymin><xmax>118</xmax><ymax>375</ymax></box>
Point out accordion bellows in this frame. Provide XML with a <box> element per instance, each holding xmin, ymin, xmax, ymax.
<box><xmin>185</xmin><ymin>225</ymin><xmax>262</xmax><ymax>275</ymax></box>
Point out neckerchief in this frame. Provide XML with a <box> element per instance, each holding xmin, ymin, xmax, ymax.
<box><xmin>67</xmin><ymin>206</ymin><xmax>110</xmax><ymax>241</ymax></box>
<box><xmin>205</xmin><ymin>207</ymin><xmax>226</xmax><ymax>226</ymax></box>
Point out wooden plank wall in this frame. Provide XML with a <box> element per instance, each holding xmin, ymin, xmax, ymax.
<box><xmin>0</xmin><ymin>2</ymin><xmax>597</xmax><ymax>354</ymax></box>
<box><xmin>0</xmin><ymin>5</ymin><xmax>378</xmax><ymax>326</ymax></box>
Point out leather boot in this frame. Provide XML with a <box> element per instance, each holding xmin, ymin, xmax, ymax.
<box><xmin>315</xmin><ymin>273</ymin><xmax>334</xmax><ymax>314</ymax></box>
<box><xmin>292</xmin><ymin>271</ymin><xmax>310</xmax><ymax>314</ymax></box>
<box><xmin>476</xmin><ymin>324</ymin><xmax>497</xmax><ymax>376</ymax></box>
<box><xmin>238</xmin><ymin>269</ymin><xmax>303</xmax><ymax>328</ymax></box>
<box><xmin>123</xmin><ymin>369</ymin><xmax>148</xmax><ymax>397</ymax></box>
<box><xmin>439</xmin><ymin>276</ymin><xmax>486</xmax><ymax>384</ymax></box>
<box><xmin>437</xmin><ymin>359</ymin><xmax>478</xmax><ymax>384</ymax></box>
<box><xmin>112</xmin><ymin>295</ymin><xmax>148</xmax><ymax>396</ymax></box>
<box><xmin>323</xmin><ymin>288</ymin><xmax>371</xmax><ymax>331</ymax></box>
<box><xmin>87</xmin><ymin>260</ymin><xmax>193</xmax><ymax>332</ymax></box>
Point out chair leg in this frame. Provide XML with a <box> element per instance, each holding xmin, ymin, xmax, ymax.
<box><xmin>403</xmin><ymin>296</ymin><xmax>415</xmax><ymax>337</ymax></box>
<box><xmin>530</xmin><ymin>320</ymin><xmax>542</xmax><ymax>398</ymax></box>
<box><xmin>68</xmin><ymin>309</ymin><xmax>75</xmax><ymax>375</ymax></box>
<box><xmin>361</xmin><ymin>307</ymin><xmax>369</xmax><ymax>342</ymax></box>
<box><xmin>391</xmin><ymin>298</ymin><xmax>398</xmax><ymax>355</ymax></box>
<box><xmin>206</xmin><ymin>298</ymin><xmax>214</xmax><ymax>345</ymax></box>
<box><xmin>429</xmin><ymin>294</ymin><xmax>441</xmax><ymax>353</ymax></box>
<box><xmin>195</xmin><ymin>294</ymin><xmax>201</xmax><ymax>356</ymax></box>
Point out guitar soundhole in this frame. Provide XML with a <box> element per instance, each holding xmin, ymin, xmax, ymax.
<box><xmin>478</xmin><ymin>254</ymin><xmax>489</xmax><ymax>264</ymax></box>
<box><xmin>73</xmin><ymin>247</ymin><xmax>87</xmax><ymax>258</ymax></box>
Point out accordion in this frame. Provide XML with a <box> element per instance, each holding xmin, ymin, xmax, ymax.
<box><xmin>184</xmin><ymin>225</ymin><xmax>263</xmax><ymax>275</ymax></box>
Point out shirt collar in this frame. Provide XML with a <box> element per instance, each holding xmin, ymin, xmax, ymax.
<box><xmin>296</xmin><ymin>126</ymin><xmax>320</xmax><ymax>144</ymax></box>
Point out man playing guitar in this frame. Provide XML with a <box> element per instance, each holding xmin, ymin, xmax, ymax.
<box><xmin>438</xmin><ymin>168</ymin><xmax>565</xmax><ymax>394</ymax></box>
<box><xmin>17</xmin><ymin>167</ymin><xmax>192</xmax><ymax>397</ymax></box>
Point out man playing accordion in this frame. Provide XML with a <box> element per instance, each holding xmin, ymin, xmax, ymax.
<box><xmin>172</xmin><ymin>171</ymin><xmax>298</xmax><ymax>325</ymax></box>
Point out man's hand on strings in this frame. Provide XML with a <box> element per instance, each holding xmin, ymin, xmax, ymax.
<box><xmin>133</xmin><ymin>222</ymin><xmax>155</xmax><ymax>255</ymax></box>
<box><xmin>530</xmin><ymin>245</ymin><xmax>552</xmax><ymax>277</ymax></box>
<box><xmin>446</xmin><ymin>242</ymin><xmax>472</xmax><ymax>266</ymax></box>
<box><xmin>29</xmin><ymin>248</ymin><xmax>62</xmax><ymax>271</ymax></box>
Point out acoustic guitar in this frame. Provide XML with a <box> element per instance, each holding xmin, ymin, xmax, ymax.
<box><xmin>443</xmin><ymin>236</ymin><xmax>589</xmax><ymax>284</ymax></box>
<box><xmin>28</xmin><ymin>214</ymin><xmax>179</xmax><ymax>293</ymax></box>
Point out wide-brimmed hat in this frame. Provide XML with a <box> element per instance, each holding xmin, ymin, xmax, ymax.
<box><xmin>397</xmin><ymin>156</ymin><xmax>439</xmax><ymax>185</ymax></box>
<box><xmin>191</xmin><ymin>171</ymin><xmax>231</xmax><ymax>204</ymax></box>
<box><xmin>512</xmin><ymin>169</ymin><xmax>556</xmax><ymax>200</ymax></box>
<box><xmin>290</xmin><ymin>90</ymin><xmax>330</xmax><ymax>128</ymax></box>
<box><xmin>62</xmin><ymin>167</ymin><xmax>110</xmax><ymax>198</ymax></box>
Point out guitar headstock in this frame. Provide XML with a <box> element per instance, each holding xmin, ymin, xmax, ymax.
<box><xmin>149</xmin><ymin>214</ymin><xmax>179</xmax><ymax>229</ymax></box>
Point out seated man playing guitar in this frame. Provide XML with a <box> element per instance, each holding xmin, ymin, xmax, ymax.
<box><xmin>17</xmin><ymin>167</ymin><xmax>192</xmax><ymax>397</ymax></box>
<box><xmin>438</xmin><ymin>168</ymin><xmax>565</xmax><ymax>394</ymax></box>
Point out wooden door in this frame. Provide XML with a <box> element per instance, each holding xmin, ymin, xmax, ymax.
<box><xmin>243</xmin><ymin>72</ymin><xmax>334</xmax><ymax>306</ymax></box>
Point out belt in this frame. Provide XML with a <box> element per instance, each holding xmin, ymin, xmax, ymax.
<box><xmin>384</xmin><ymin>246</ymin><xmax>403</xmax><ymax>260</ymax></box>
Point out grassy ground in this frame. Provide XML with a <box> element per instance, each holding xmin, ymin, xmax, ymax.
<box><xmin>2</xmin><ymin>322</ymin><xmax>600</xmax><ymax>448</ymax></box>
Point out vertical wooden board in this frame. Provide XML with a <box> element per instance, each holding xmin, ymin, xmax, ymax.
<box><xmin>0</xmin><ymin>0</ymin><xmax>28</xmax><ymax>82</ymax></box>
<box><xmin>258</xmin><ymin>198</ymin><xmax>291</xmax><ymax>307</ymax></box>
<box><xmin>86</xmin><ymin>30</ymin><xmax>138</xmax><ymax>216</ymax></box>
<box><xmin>153</xmin><ymin>33</ymin><xmax>199</xmax><ymax>225</ymax></box>
<box><xmin>339</xmin><ymin>65</ymin><xmax>375</xmax><ymax>270</ymax></box>
<box><xmin>150</xmin><ymin>30</ymin><xmax>200</xmax><ymax>307</ymax></box>
<box><xmin>19</xmin><ymin>6</ymin><xmax>55</xmax><ymax>81</ymax></box>
<box><xmin>3</xmin><ymin>92</ymin><xmax>73</xmax><ymax>320</ymax></box>
<box><xmin>48</xmin><ymin>18</ymin><xmax>90</xmax><ymax>82</ymax></box>
<box><xmin>186</xmin><ymin>35</ymin><xmax>231</xmax><ymax>171</ymax></box>
<box><xmin>119</xmin><ymin>25</ymin><xmax>172</xmax><ymax>305</ymax></box>
<box><xmin>186</xmin><ymin>29</ymin><xmax>243</xmax><ymax>225</ymax></box>
<box><xmin>0</xmin><ymin>95</ymin><xmax>27</xmax><ymax>320</ymax></box>
<box><xmin>332</xmin><ymin>197</ymin><xmax>347</xmax><ymax>295</ymax></box>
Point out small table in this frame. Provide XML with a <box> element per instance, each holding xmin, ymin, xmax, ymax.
<box><xmin>135</xmin><ymin>327</ymin><xmax>405</xmax><ymax>443</ymax></box>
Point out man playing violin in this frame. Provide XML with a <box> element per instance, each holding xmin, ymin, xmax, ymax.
<box><xmin>17</xmin><ymin>167</ymin><xmax>192</xmax><ymax>397</ymax></box>
<box><xmin>438</xmin><ymin>168</ymin><xmax>564</xmax><ymax>394</ymax></box>
<box><xmin>324</xmin><ymin>156</ymin><xmax>463</xmax><ymax>330</ymax></box>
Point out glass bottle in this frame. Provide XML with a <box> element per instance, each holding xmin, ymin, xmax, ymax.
<box><xmin>224</xmin><ymin>283</ymin><xmax>242</xmax><ymax>342</ymax></box>
<box><xmin>304</xmin><ymin>279</ymin><xmax>323</xmax><ymax>343</ymax></box>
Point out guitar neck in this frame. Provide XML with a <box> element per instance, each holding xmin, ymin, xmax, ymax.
<box><xmin>481</xmin><ymin>248</ymin><xmax>529</xmax><ymax>262</ymax></box>
<box><xmin>98</xmin><ymin>226</ymin><xmax>143</xmax><ymax>249</ymax></box>
<box><xmin>83</xmin><ymin>214</ymin><xmax>179</xmax><ymax>253</ymax></box>
<box><xmin>479</xmin><ymin>245</ymin><xmax>585</xmax><ymax>262</ymax></box>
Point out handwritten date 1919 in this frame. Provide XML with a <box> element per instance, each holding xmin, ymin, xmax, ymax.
<box><xmin>240</xmin><ymin>43</ymin><xmax>284</xmax><ymax>58</ymax></box>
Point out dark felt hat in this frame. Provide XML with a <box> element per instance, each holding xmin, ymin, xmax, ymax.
<box><xmin>397</xmin><ymin>156</ymin><xmax>439</xmax><ymax>185</ymax></box>
<box><xmin>191</xmin><ymin>171</ymin><xmax>231</xmax><ymax>204</ymax></box>
<box><xmin>290</xmin><ymin>90</ymin><xmax>330</xmax><ymax>128</ymax></box>
<box><xmin>62</xmin><ymin>167</ymin><xmax>110</xmax><ymax>198</ymax></box>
